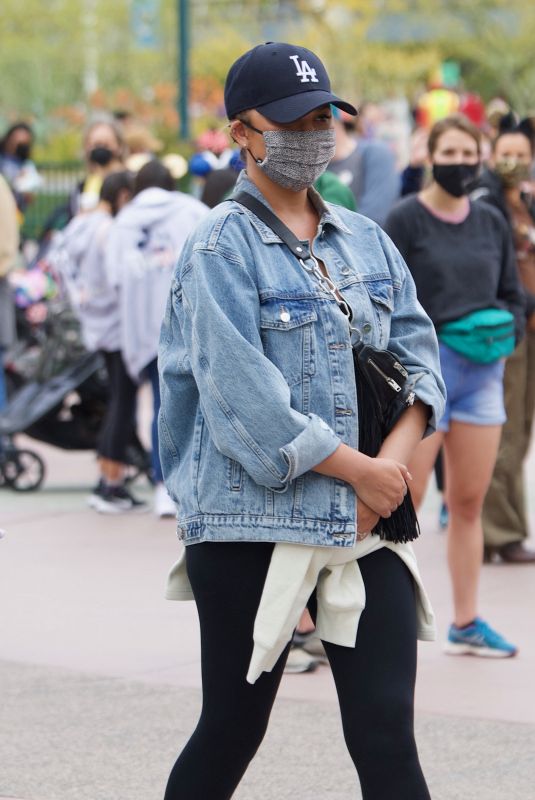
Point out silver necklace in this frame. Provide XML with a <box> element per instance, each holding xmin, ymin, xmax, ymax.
<box><xmin>298</xmin><ymin>252</ymin><xmax>361</xmax><ymax>337</ymax></box>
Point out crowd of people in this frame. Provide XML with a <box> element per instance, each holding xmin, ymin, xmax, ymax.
<box><xmin>0</xmin><ymin>100</ymin><xmax>533</xmax><ymax>530</ymax></box>
<box><xmin>0</xmin><ymin>115</ymin><xmax>208</xmax><ymax>515</ymax></box>
<box><xmin>1</xmin><ymin>39</ymin><xmax>535</xmax><ymax>800</ymax></box>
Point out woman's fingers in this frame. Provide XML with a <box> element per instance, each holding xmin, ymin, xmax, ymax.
<box><xmin>355</xmin><ymin>458</ymin><xmax>413</xmax><ymax>517</ymax></box>
<box><xmin>397</xmin><ymin>463</ymin><xmax>413</xmax><ymax>483</ymax></box>
<box><xmin>356</xmin><ymin>500</ymin><xmax>380</xmax><ymax>534</ymax></box>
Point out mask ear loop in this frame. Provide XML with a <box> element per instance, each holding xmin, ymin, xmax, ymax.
<box><xmin>248</xmin><ymin>149</ymin><xmax>263</xmax><ymax>165</ymax></box>
<box><xmin>229</xmin><ymin>123</ymin><xmax>262</xmax><ymax>165</ymax></box>
<box><xmin>235</xmin><ymin>119</ymin><xmax>265</xmax><ymax>164</ymax></box>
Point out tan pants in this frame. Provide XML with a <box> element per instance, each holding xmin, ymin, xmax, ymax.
<box><xmin>483</xmin><ymin>331</ymin><xmax>535</xmax><ymax>547</ymax></box>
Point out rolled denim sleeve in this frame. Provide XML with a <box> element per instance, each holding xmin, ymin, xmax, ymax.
<box><xmin>177</xmin><ymin>245</ymin><xmax>340</xmax><ymax>489</ymax></box>
<box><xmin>378</xmin><ymin>230</ymin><xmax>447</xmax><ymax>434</ymax></box>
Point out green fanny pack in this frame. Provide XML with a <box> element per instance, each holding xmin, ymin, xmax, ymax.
<box><xmin>438</xmin><ymin>308</ymin><xmax>516</xmax><ymax>364</ymax></box>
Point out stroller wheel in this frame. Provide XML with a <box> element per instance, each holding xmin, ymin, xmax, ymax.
<box><xmin>3</xmin><ymin>448</ymin><xmax>46</xmax><ymax>492</ymax></box>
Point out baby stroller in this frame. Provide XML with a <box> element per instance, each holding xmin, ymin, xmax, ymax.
<box><xmin>1</xmin><ymin>289</ymin><xmax>151</xmax><ymax>492</ymax></box>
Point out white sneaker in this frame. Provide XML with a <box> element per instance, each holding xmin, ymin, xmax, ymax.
<box><xmin>283</xmin><ymin>646</ymin><xmax>318</xmax><ymax>674</ymax></box>
<box><xmin>87</xmin><ymin>483</ymin><xmax>148</xmax><ymax>514</ymax></box>
<box><xmin>293</xmin><ymin>631</ymin><xmax>328</xmax><ymax>662</ymax></box>
<box><xmin>154</xmin><ymin>483</ymin><xmax>176</xmax><ymax>518</ymax></box>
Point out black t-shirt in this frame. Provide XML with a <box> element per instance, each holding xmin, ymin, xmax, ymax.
<box><xmin>384</xmin><ymin>195</ymin><xmax>525</xmax><ymax>339</ymax></box>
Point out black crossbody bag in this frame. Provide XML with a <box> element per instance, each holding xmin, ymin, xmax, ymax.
<box><xmin>233</xmin><ymin>190</ymin><xmax>420</xmax><ymax>544</ymax></box>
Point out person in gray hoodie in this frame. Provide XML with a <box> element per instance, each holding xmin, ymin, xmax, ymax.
<box><xmin>55</xmin><ymin>170</ymin><xmax>149</xmax><ymax>514</ymax></box>
<box><xmin>104</xmin><ymin>160</ymin><xmax>209</xmax><ymax>517</ymax></box>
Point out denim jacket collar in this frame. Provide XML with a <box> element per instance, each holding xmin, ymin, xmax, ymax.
<box><xmin>231</xmin><ymin>171</ymin><xmax>352</xmax><ymax>246</ymax></box>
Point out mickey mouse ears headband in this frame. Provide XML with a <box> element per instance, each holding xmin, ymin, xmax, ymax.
<box><xmin>498</xmin><ymin>112</ymin><xmax>535</xmax><ymax>143</ymax></box>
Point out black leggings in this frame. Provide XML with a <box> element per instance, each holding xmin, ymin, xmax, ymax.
<box><xmin>164</xmin><ymin>543</ymin><xmax>431</xmax><ymax>800</ymax></box>
<box><xmin>97</xmin><ymin>350</ymin><xmax>137</xmax><ymax>462</ymax></box>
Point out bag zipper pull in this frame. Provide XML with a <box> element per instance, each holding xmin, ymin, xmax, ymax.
<box><xmin>393</xmin><ymin>362</ymin><xmax>408</xmax><ymax>378</ymax></box>
<box><xmin>367</xmin><ymin>357</ymin><xmax>402</xmax><ymax>392</ymax></box>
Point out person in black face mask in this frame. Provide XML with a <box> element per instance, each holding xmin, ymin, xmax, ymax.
<box><xmin>0</xmin><ymin>121</ymin><xmax>42</xmax><ymax>212</ymax></box>
<box><xmin>76</xmin><ymin>117</ymin><xmax>125</xmax><ymax>213</ymax></box>
<box><xmin>0</xmin><ymin>121</ymin><xmax>34</xmax><ymax>167</ymax></box>
<box><xmin>385</xmin><ymin>113</ymin><xmax>526</xmax><ymax>659</ymax></box>
<box><xmin>39</xmin><ymin>116</ymin><xmax>125</xmax><ymax>243</ymax></box>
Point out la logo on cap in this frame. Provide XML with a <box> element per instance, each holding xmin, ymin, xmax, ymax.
<box><xmin>289</xmin><ymin>54</ymin><xmax>319</xmax><ymax>84</ymax></box>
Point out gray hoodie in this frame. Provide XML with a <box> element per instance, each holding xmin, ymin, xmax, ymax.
<box><xmin>54</xmin><ymin>209</ymin><xmax>121</xmax><ymax>352</ymax></box>
<box><xmin>105</xmin><ymin>187</ymin><xmax>208</xmax><ymax>380</ymax></box>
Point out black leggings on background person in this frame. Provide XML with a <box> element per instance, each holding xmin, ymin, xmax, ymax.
<box><xmin>164</xmin><ymin>542</ymin><xmax>431</xmax><ymax>800</ymax></box>
<box><xmin>97</xmin><ymin>350</ymin><xmax>137</xmax><ymax>462</ymax></box>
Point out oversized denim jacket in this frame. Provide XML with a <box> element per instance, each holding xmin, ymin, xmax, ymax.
<box><xmin>158</xmin><ymin>172</ymin><xmax>446</xmax><ymax>548</ymax></box>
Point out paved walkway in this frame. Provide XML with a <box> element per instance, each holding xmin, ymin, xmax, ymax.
<box><xmin>1</xmin><ymin>435</ymin><xmax>534</xmax><ymax>799</ymax></box>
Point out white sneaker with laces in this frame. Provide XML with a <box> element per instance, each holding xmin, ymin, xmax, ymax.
<box><xmin>154</xmin><ymin>483</ymin><xmax>176</xmax><ymax>518</ymax></box>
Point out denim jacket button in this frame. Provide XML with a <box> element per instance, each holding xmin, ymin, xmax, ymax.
<box><xmin>280</xmin><ymin>309</ymin><xmax>291</xmax><ymax>322</ymax></box>
<box><xmin>341</xmin><ymin>266</ymin><xmax>351</xmax><ymax>275</ymax></box>
<box><xmin>362</xmin><ymin>322</ymin><xmax>372</xmax><ymax>333</ymax></box>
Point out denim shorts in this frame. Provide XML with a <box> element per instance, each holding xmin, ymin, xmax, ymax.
<box><xmin>437</xmin><ymin>342</ymin><xmax>506</xmax><ymax>432</ymax></box>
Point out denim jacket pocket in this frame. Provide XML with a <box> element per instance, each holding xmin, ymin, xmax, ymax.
<box><xmin>159</xmin><ymin>411</ymin><xmax>179</xmax><ymax>461</ymax></box>
<box><xmin>364</xmin><ymin>278</ymin><xmax>394</xmax><ymax>312</ymax></box>
<box><xmin>260</xmin><ymin>298</ymin><xmax>317</xmax><ymax>386</ymax></box>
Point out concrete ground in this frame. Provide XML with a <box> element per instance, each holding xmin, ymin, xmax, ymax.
<box><xmin>1</xmin><ymin>429</ymin><xmax>534</xmax><ymax>799</ymax></box>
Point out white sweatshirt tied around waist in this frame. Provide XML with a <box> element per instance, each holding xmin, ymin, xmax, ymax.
<box><xmin>166</xmin><ymin>535</ymin><xmax>435</xmax><ymax>684</ymax></box>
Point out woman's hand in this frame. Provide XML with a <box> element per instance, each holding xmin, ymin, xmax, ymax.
<box><xmin>356</xmin><ymin>499</ymin><xmax>380</xmax><ymax>536</ymax></box>
<box><xmin>352</xmin><ymin>456</ymin><xmax>411</xmax><ymax>518</ymax></box>
<box><xmin>313</xmin><ymin>442</ymin><xmax>414</xmax><ymax>518</ymax></box>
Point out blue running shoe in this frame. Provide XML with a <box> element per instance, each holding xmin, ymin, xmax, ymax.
<box><xmin>444</xmin><ymin>617</ymin><xmax>518</xmax><ymax>658</ymax></box>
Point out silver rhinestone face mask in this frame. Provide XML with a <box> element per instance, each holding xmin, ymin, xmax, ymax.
<box><xmin>254</xmin><ymin>129</ymin><xmax>336</xmax><ymax>191</ymax></box>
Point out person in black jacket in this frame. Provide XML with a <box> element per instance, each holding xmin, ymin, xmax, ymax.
<box><xmin>471</xmin><ymin>116</ymin><xmax>535</xmax><ymax>563</ymax></box>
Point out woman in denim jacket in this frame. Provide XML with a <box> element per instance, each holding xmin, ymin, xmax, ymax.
<box><xmin>159</xmin><ymin>43</ymin><xmax>445</xmax><ymax>800</ymax></box>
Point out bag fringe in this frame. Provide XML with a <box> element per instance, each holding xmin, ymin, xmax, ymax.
<box><xmin>353</xmin><ymin>350</ymin><xmax>420</xmax><ymax>544</ymax></box>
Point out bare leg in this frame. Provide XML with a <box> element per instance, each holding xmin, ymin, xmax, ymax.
<box><xmin>296</xmin><ymin>608</ymin><xmax>315</xmax><ymax>634</ymax></box>
<box><xmin>297</xmin><ymin>427</ymin><xmax>443</xmax><ymax>640</ymax></box>
<box><xmin>443</xmin><ymin>422</ymin><xmax>502</xmax><ymax>626</ymax></box>
<box><xmin>99</xmin><ymin>457</ymin><xmax>125</xmax><ymax>483</ymax></box>
<box><xmin>407</xmin><ymin>430</ymin><xmax>445</xmax><ymax>510</ymax></box>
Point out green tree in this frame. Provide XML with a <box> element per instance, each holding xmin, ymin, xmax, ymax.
<box><xmin>2</xmin><ymin>0</ymin><xmax>535</xmax><ymax>141</ymax></box>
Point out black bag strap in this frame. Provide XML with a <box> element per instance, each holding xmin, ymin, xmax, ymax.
<box><xmin>232</xmin><ymin>190</ymin><xmax>308</xmax><ymax>260</ymax></box>
<box><xmin>233</xmin><ymin>189</ymin><xmax>357</xmax><ymax>327</ymax></box>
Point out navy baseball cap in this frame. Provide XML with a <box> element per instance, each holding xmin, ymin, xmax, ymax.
<box><xmin>224</xmin><ymin>42</ymin><xmax>358</xmax><ymax>124</ymax></box>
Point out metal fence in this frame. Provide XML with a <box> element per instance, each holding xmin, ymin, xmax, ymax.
<box><xmin>22</xmin><ymin>162</ymin><xmax>85</xmax><ymax>241</ymax></box>
<box><xmin>21</xmin><ymin>161</ymin><xmax>192</xmax><ymax>241</ymax></box>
